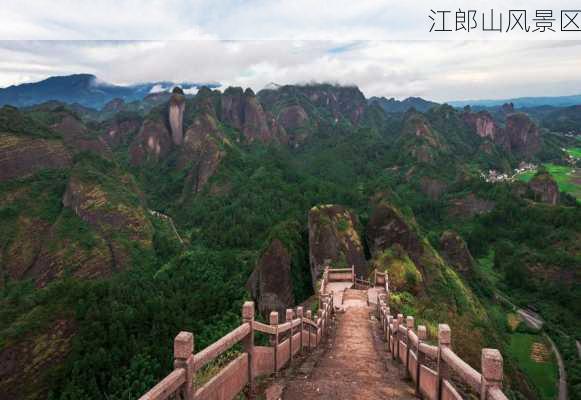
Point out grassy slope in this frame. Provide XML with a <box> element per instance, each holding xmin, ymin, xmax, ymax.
<box><xmin>508</xmin><ymin>333</ymin><xmax>558</xmax><ymax>400</ymax></box>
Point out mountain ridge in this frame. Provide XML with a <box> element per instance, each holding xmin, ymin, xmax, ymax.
<box><xmin>0</xmin><ymin>74</ymin><xmax>219</xmax><ymax>109</ymax></box>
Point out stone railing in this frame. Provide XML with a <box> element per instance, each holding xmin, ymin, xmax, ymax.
<box><xmin>139</xmin><ymin>281</ymin><xmax>336</xmax><ymax>400</ymax></box>
<box><xmin>374</xmin><ymin>270</ymin><xmax>389</xmax><ymax>292</ymax></box>
<box><xmin>377</xmin><ymin>292</ymin><xmax>509</xmax><ymax>400</ymax></box>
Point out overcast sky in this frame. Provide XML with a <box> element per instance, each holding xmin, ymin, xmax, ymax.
<box><xmin>1</xmin><ymin>0</ymin><xmax>580</xmax><ymax>102</ymax></box>
<box><xmin>1</xmin><ymin>40</ymin><xmax>580</xmax><ymax>102</ymax></box>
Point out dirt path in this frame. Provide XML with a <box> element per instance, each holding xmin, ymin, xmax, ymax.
<box><xmin>281</xmin><ymin>289</ymin><xmax>415</xmax><ymax>400</ymax></box>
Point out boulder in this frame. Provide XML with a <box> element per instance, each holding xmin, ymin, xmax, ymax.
<box><xmin>308</xmin><ymin>204</ymin><xmax>366</xmax><ymax>283</ymax></box>
<box><xmin>246</xmin><ymin>239</ymin><xmax>295</xmax><ymax>316</ymax></box>
<box><xmin>439</xmin><ymin>230</ymin><xmax>475</xmax><ymax>274</ymax></box>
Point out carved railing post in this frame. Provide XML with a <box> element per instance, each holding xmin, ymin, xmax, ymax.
<box><xmin>351</xmin><ymin>265</ymin><xmax>355</xmax><ymax>283</ymax></box>
<box><xmin>437</xmin><ymin>324</ymin><xmax>451</xmax><ymax>400</ymax></box>
<box><xmin>405</xmin><ymin>316</ymin><xmax>414</xmax><ymax>378</ymax></box>
<box><xmin>174</xmin><ymin>331</ymin><xmax>194</xmax><ymax>399</ymax></box>
<box><xmin>416</xmin><ymin>325</ymin><xmax>427</xmax><ymax>396</ymax></box>
<box><xmin>317</xmin><ymin>309</ymin><xmax>324</xmax><ymax>344</ymax></box>
<box><xmin>270</xmin><ymin>311</ymin><xmax>279</xmax><ymax>376</ymax></box>
<box><xmin>242</xmin><ymin>301</ymin><xmax>255</xmax><ymax>396</ymax></box>
<box><xmin>480</xmin><ymin>349</ymin><xmax>503</xmax><ymax>400</ymax></box>
<box><xmin>396</xmin><ymin>314</ymin><xmax>404</xmax><ymax>362</ymax></box>
<box><xmin>286</xmin><ymin>309</ymin><xmax>294</xmax><ymax>363</ymax></box>
<box><xmin>392</xmin><ymin>317</ymin><xmax>400</xmax><ymax>360</ymax></box>
<box><xmin>306</xmin><ymin>310</ymin><xmax>312</xmax><ymax>350</ymax></box>
<box><xmin>387</xmin><ymin>315</ymin><xmax>393</xmax><ymax>353</ymax></box>
<box><xmin>297</xmin><ymin>306</ymin><xmax>304</xmax><ymax>353</ymax></box>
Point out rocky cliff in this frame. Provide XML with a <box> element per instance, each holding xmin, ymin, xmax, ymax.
<box><xmin>439</xmin><ymin>230</ymin><xmax>475</xmax><ymax>275</ymax></box>
<box><xmin>308</xmin><ymin>204</ymin><xmax>366</xmax><ymax>283</ymax></box>
<box><xmin>463</xmin><ymin>110</ymin><xmax>540</xmax><ymax>157</ymax></box>
<box><xmin>168</xmin><ymin>88</ymin><xmax>186</xmax><ymax>145</ymax></box>
<box><xmin>529</xmin><ymin>169</ymin><xmax>560</xmax><ymax>205</ymax></box>
<box><xmin>246</xmin><ymin>239</ymin><xmax>295</xmax><ymax>316</ymax></box>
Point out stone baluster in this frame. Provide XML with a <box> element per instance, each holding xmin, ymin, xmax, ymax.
<box><xmin>242</xmin><ymin>301</ymin><xmax>255</xmax><ymax>395</ymax></box>
<box><xmin>405</xmin><ymin>316</ymin><xmax>414</xmax><ymax>377</ymax></box>
<box><xmin>173</xmin><ymin>331</ymin><xmax>194</xmax><ymax>399</ymax></box>
<box><xmin>416</xmin><ymin>325</ymin><xmax>427</xmax><ymax>396</ymax></box>
<box><xmin>480</xmin><ymin>349</ymin><xmax>503</xmax><ymax>400</ymax></box>
<box><xmin>437</xmin><ymin>324</ymin><xmax>451</xmax><ymax>400</ymax></box>
<box><xmin>387</xmin><ymin>315</ymin><xmax>393</xmax><ymax>353</ymax></box>
<box><xmin>396</xmin><ymin>314</ymin><xmax>404</xmax><ymax>361</ymax></box>
<box><xmin>318</xmin><ymin>309</ymin><xmax>324</xmax><ymax>341</ymax></box>
<box><xmin>306</xmin><ymin>310</ymin><xmax>312</xmax><ymax>350</ymax></box>
<box><xmin>270</xmin><ymin>311</ymin><xmax>279</xmax><ymax>376</ymax></box>
<box><xmin>392</xmin><ymin>317</ymin><xmax>400</xmax><ymax>360</ymax></box>
<box><xmin>286</xmin><ymin>309</ymin><xmax>294</xmax><ymax>363</ymax></box>
<box><xmin>297</xmin><ymin>306</ymin><xmax>304</xmax><ymax>353</ymax></box>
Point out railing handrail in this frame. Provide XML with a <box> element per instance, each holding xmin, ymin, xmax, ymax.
<box><xmin>193</xmin><ymin>323</ymin><xmax>250</xmax><ymax>372</ymax></box>
<box><xmin>139</xmin><ymin>268</ymin><xmax>336</xmax><ymax>400</ymax></box>
<box><xmin>139</xmin><ymin>369</ymin><xmax>186</xmax><ymax>400</ymax></box>
<box><xmin>377</xmin><ymin>278</ymin><xmax>508</xmax><ymax>400</ymax></box>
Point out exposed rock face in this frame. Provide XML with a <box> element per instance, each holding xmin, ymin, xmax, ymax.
<box><xmin>504</xmin><ymin>113</ymin><xmax>540</xmax><ymax>157</ymax></box>
<box><xmin>241</xmin><ymin>90</ymin><xmax>273</xmax><ymax>142</ymax></box>
<box><xmin>366</xmin><ymin>201</ymin><xmax>450</xmax><ymax>289</ymax></box>
<box><xmin>366</xmin><ymin>203</ymin><xmax>424</xmax><ymax>261</ymax></box>
<box><xmin>0</xmin><ymin>134</ymin><xmax>72</xmax><ymax>182</ymax></box>
<box><xmin>399</xmin><ymin>111</ymin><xmax>446</xmax><ymax>164</ymax></box>
<box><xmin>277</xmin><ymin>105</ymin><xmax>309</xmax><ymax>133</ymax></box>
<box><xmin>221</xmin><ymin>87</ymin><xmax>273</xmax><ymax>143</ymax></box>
<box><xmin>0</xmin><ymin>319</ymin><xmax>75</xmax><ymax>400</ymax></box>
<box><xmin>439</xmin><ymin>230</ymin><xmax>474</xmax><ymax>274</ymax></box>
<box><xmin>448</xmin><ymin>194</ymin><xmax>495</xmax><ymax>218</ymax></box>
<box><xmin>169</xmin><ymin>90</ymin><xmax>186</xmax><ymax>145</ymax></box>
<box><xmin>51</xmin><ymin>114</ymin><xmax>111</xmax><ymax>157</ymax></box>
<box><xmin>179</xmin><ymin>113</ymin><xmax>225</xmax><ymax>195</ymax></box>
<box><xmin>529</xmin><ymin>170</ymin><xmax>560</xmax><ymax>205</ymax></box>
<box><xmin>246</xmin><ymin>239</ymin><xmax>294</xmax><ymax>316</ymax></box>
<box><xmin>102</xmin><ymin>114</ymin><xmax>142</xmax><ymax>148</ymax></box>
<box><xmin>464</xmin><ymin>111</ymin><xmax>540</xmax><ymax>157</ymax></box>
<box><xmin>308</xmin><ymin>205</ymin><xmax>366</xmax><ymax>283</ymax></box>
<box><xmin>129</xmin><ymin>119</ymin><xmax>173</xmax><ymax>165</ymax></box>
<box><xmin>463</xmin><ymin>111</ymin><xmax>501</xmax><ymax>141</ymax></box>
<box><xmin>300</xmin><ymin>85</ymin><xmax>367</xmax><ymax>124</ymax></box>
<box><xmin>24</xmin><ymin>166</ymin><xmax>156</xmax><ymax>285</ymax></box>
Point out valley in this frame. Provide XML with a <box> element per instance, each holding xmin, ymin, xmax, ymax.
<box><xmin>0</xmin><ymin>79</ymin><xmax>579</xmax><ymax>400</ymax></box>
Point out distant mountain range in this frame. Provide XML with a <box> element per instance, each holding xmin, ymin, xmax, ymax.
<box><xmin>0</xmin><ymin>74</ymin><xmax>219</xmax><ymax>109</ymax></box>
<box><xmin>2</xmin><ymin>73</ymin><xmax>581</xmax><ymax>111</ymax></box>
<box><xmin>449</xmin><ymin>94</ymin><xmax>581</xmax><ymax>108</ymax></box>
<box><xmin>368</xmin><ymin>96</ymin><xmax>439</xmax><ymax>113</ymax></box>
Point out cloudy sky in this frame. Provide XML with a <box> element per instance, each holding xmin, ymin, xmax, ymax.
<box><xmin>1</xmin><ymin>0</ymin><xmax>580</xmax><ymax>102</ymax></box>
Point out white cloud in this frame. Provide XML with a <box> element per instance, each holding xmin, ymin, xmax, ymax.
<box><xmin>0</xmin><ymin>40</ymin><xmax>580</xmax><ymax>102</ymax></box>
